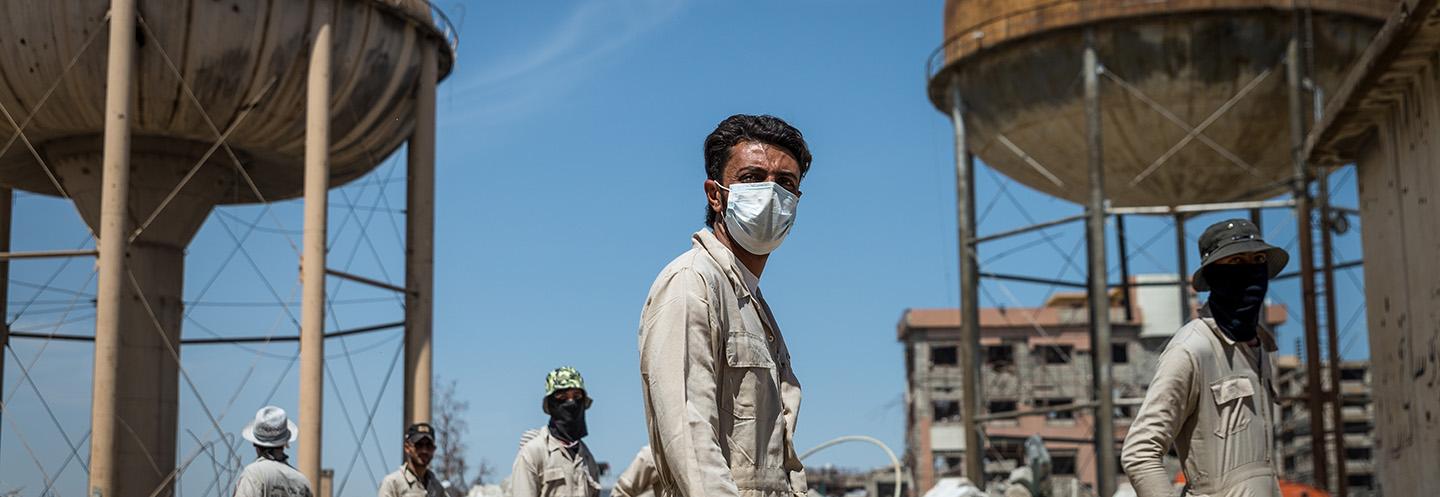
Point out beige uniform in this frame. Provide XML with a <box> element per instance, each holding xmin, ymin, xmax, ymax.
<box><xmin>612</xmin><ymin>446</ymin><xmax>658</xmax><ymax>497</ymax></box>
<box><xmin>638</xmin><ymin>229</ymin><xmax>807</xmax><ymax>497</ymax></box>
<box><xmin>234</xmin><ymin>457</ymin><xmax>313</xmax><ymax>497</ymax></box>
<box><xmin>1121</xmin><ymin>316</ymin><xmax>1281</xmax><ymax>497</ymax></box>
<box><xmin>378</xmin><ymin>465</ymin><xmax>443</xmax><ymax>497</ymax></box>
<box><xmin>510</xmin><ymin>428</ymin><xmax>601</xmax><ymax>497</ymax></box>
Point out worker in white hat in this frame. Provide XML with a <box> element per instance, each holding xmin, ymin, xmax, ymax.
<box><xmin>234</xmin><ymin>405</ymin><xmax>312</xmax><ymax>497</ymax></box>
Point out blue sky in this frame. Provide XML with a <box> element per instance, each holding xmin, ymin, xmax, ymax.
<box><xmin>1</xmin><ymin>1</ymin><xmax>1371</xmax><ymax>496</ymax></box>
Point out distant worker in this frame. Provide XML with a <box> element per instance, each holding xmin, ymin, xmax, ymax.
<box><xmin>378</xmin><ymin>423</ymin><xmax>443</xmax><ymax>497</ymax></box>
<box><xmin>1122</xmin><ymin>219</ymin><xmax>1287</xmax><ymax>497</ymax></box>
<box><xmin>611</xmin><ymin>446</ymin><xmax>657</xmax><ymax>497</ymax></box>
<box><xmin>1003</xmin><ymin>467</ymin><xmax>1034</xmax><ymax>497</ymax></box>
<box><xmin>638</xmin><ymin>114</ymin><xmax>811</xmax><ymax>497</ymax></box>
<box><xmin>234</xmin><ymin>406</ymin><xmax>313</xmax><ymax>497</ymax></box>
<box><xmin>510</xmin><ymin>367</ymin><xmax>601</xmax><ymax>497</ymax></box>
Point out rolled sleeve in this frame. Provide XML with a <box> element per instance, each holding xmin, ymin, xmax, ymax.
<box><xmin>1122</xmin><ymin>347</ymin><xmax>1198</xmax><ymax>497</ymax></box>
<box><xmin>639</xmin><ymin>268</ymin><xmax>740</xmax><ymax>497</ymax></box>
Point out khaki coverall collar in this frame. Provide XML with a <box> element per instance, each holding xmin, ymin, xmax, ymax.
<box><xmin>1198</xmin><ymin>304</ymin><xmax>1278</xmax><ymax>352</ymax></box>
<box><xmin>401</xmin><ymin>464</ymin><xmax>433</xmax><ymax>488</ymax></box>
<box><xmin>694</xmin><ymin>229</ymin><xmax>754</xmax><ymax>301</ymax></box>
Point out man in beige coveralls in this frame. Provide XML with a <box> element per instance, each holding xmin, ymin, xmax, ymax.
<box><xmin>511</xmin><ymin>367</ymin><xmax>602</xmax><ymax>497</ymax></box>
<box><xmin>638</xmin><ymin>114</ymin><xmax>812</xmax><ymax>497</ymax></box>
<box><xmin>1122</xmin><ymin>219</ymin><xmax>1289</xmax><ymax>497</ymax></box>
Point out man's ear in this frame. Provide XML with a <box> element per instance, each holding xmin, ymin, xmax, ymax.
<box><xmin>705</xmin><ymin>179</ymin><xmax>725</xmax><ymax>217</ymax></box>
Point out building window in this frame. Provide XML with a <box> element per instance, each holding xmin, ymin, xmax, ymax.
<box><xmin>1111</xmin><ymin>343</ymin><xmax>1129</xmax><ymax>364</ymax></box>
<box><xmin>1347</xmin><ymin>474</ymin><xmax>1374</xmax><ymax>488</ymax></box>
<box><xmin>988</xmin><ymin>400</ymin><xmax>1018</xmax><ymax>415</ymax></box>
<box><xmin>1283</xmin><ymin>455</ymin><xmax>1297</xmax><ymax>472</ymax></box>
<box><xmin>932</xmin><ymin>346</ymin><xmax>958</xmax><ymax>366</ymax></box>
<box><xmin>986</xmin><ymin>345</ymin><xmax>1015</xmax><ymax>367</ymax></box>
<box><xmin>1345</xmin><ymin>447</ymin><xmax>1372</xmax><ymax>460</ymax></box>
<box><xmin>1340</xmin><ymin>367</ymin><xmax>1366</xmax><ymax>381</ymax></box>
<box><xmin>1034</xmin><ymin>398</ymin><xmax>1075</xmax><ymax>420</ymax></box>
<box><xmin>1343</xmin><ymin>421</ymin><xmax>1370</xmax><ymax>434</ymax></box>
<box><xmin>1039</xmin><ymin>345</ymin><xmax>1073</xmax><ymax>364</ymax></box>
<box><xmin>933</xmin><ymin>400</ymin><xmax>961</xmax><ymax>422</ymax></box>
<box><xmin>1051</xmin><ymin>453</ymin><xmax>1077</xmax><ymax>475</ymax></box>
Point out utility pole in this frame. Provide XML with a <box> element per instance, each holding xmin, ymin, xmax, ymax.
<box><xmin>1084</xmin><ymin>29</ymin><xmax>1117</xmax><ymax>497</ymax></box>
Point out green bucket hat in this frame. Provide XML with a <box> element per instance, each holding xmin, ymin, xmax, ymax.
<box><xmin>1191</xmin><ymin>218</ymin><xmax>1289</xmax><ymax>292</ymax></box>
<box><xmin>542</xmin><ymin>367</ymin><xmax>592</xmax><ymax>413</ymax></box>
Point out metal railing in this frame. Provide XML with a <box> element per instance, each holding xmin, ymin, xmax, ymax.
<box><xmin>367</xmin><ymin>0</ymin><xmax>460</xmax><ymax>54</ymax></box>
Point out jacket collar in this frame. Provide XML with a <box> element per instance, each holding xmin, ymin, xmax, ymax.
<box><xmin>542</xmin><ymin>427</ymin><xmax>584</xmax><ymax>455</ymax></box>
<box><xmin>1199</xmin><ymin>304</ymin><xmax>1278</xmax><ymax>352</ymax></box>
<box><xmin>693</xmin><ymin>229</ymin><xmax>753</xmax><ymax>301</ymax></box>
<box><xmin>401</xmin><ymin>464</ymin><xmax>433</xmax><ymax>487</ymax></box>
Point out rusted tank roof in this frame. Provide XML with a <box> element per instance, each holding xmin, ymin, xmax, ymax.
<box><xmin>927</xmin><ymin>1</ymin><xmax>1395</xmax><ymax>207</ymax></box>
<box><xmin>0</xmin><ymin>0</ymin><xmax>456</xmax><ymax>203</ymax></box>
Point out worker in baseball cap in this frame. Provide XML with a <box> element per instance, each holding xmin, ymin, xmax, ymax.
<box><xmin>510</xmin><ymin>367</ymin><xmax>601</xmax><ymax>497</ymax></box>
<box><xmin>1123</xmin><ymin>218</ymin><xmax>1289</xmax><ymax>497</ymax></box>
<box><xmin>378</xmin><ymin>423</ymin><xmax>442</xmax><ymax>496</ymax></box>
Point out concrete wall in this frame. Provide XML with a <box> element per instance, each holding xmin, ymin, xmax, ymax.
<box><xmin>1353</xmin><ymin>57</ymin><xmax>1440</xmax><ymax>496</ymax></box>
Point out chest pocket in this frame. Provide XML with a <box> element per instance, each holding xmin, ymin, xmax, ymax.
<box><xmin>1210</xmin><ymin>375</ymin><xmax>1256</xmax><ymax>437</ymax></box>
<box><xmin>542</xmin><ymin>467</ymin><xmax>569</xmax><ymax>496</ymax></box>
<box><xmin>1209</xmin><ymin>373</ymin><xmax>1268</xmax><ymax>471</ymax></box>
<box><xmin>725</xmin><ymin>331</ymin><xmax>776</xmax><ymax>420</ymax></box>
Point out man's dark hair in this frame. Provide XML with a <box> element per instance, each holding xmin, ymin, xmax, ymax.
<box><xmin>703</xmin><ymin>114</ymin><xmax>812</xmax><ymax>226</ymax></box>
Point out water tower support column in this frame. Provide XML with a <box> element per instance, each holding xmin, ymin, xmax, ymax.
<box><xmin>946</xmin><ymin>81</ymin><xmax>984</xmax><ymax>484</ymax></box>
<box><xmin>300</xmin><ymin>22</ymin><xmax>333</xmax><ymax>489</ymax></box>
<box><xmin>404</xmin><ymin>44</ymin><xmax>437</xmax><ymax>428</ymax></box>
<box><xmin>1083</xmin><ymin>30</ymin><xmax>1117</xmax><ymax>497</ymax></box>
<box><xmin>90</xmin><ymin>0</ymin><xmax>136</xmax><ymax>495</ymax></box>
<box><xmin>1288</xmin><ymin>33</ymin><xmax>1330</xmax><ymax>491</ymax></box>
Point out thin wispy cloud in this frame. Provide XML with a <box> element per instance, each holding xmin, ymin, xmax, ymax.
<box><xmin>441</xmin><ymin>0</ymin><xmax>685</xmax><ymax>126</ymax></box>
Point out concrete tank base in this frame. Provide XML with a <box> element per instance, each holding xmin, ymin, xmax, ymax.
<box><xmin>48</xmin><ymin>137</ymin><xmax>230</xmax><ymax>497</ymax></box>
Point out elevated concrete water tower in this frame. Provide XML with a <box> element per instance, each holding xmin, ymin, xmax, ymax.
<box><xmin>0</xmin><ymin>1</ymin><xmax>454</xmax><ymax>495</ymax></box>
<box><xmin>923</xmin><ymin>1</ymin><xmax>1393</xmax><ymax>496</ymax></box>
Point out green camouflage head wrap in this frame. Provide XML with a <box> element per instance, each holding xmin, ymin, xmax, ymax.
<box><xmin>545</xmin><ymin>367</ymin><xmax>586</xmax><ymax>396</ymax></box>
<box><xmin>542</xmin><ymin>367</ymin><xmax>592</xmax><ymax>414</ymax></box>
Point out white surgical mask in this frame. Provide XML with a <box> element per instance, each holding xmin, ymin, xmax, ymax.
<box><xmin>718</xmin><ymin>181</ymin><xmax>799</xmax><ymax>255</ymax></box>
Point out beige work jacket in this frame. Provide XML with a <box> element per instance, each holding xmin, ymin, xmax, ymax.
<box><xmin>1121</xmin><ymin>314</ymin><xmax>1281</xmax><ymax>497</ymax></box>
<box><xmin>612</xmin><ymin>445</ymin><xmax>658</xmax><ymax>497</ymax></box>
<box><xmin>510</xmin><ymin>428</ymin><xmax>601</xmax><ymax>497</ymax></box>
<box><xmin>638</xmin><ymin>229</ymin><xmax>807</xmax><ymax>497</ymax></box>
<box><xmin>234</xmin><ymin>457</ymin><xmax>313</xmax><ymax>497</ymax></box>
<box><xmin>378</xmin><ymin>465</ymin><xmax>443</xmax><ymax>497</ymax></box>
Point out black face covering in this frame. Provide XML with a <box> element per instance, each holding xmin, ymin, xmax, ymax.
<box><xmin>1203</xmin><ymin>262</ymin><xmax>1269</xmax><ymax>343</ymax></box>
<box><xmin>547</xmin><ymin>397</ymin><xmax>588</xmax><ymax>442</ymax></box>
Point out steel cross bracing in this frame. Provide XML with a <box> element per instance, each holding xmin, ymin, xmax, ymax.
<box><xmin>0</xmin><ymin>14</ymin><xmax>426</xmax><ymax>497</ymax></box>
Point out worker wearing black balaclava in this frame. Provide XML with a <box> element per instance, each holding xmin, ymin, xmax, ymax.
<box><xmin>546</xmin><ymin>388</ymin><xmax>589</xmax><ymax>444</ymax></box>
<box><xmin>1122</xmin><ymin>219</ymin><xmax>1290</xmax><ymax>497</ymax></box>
<box><xmin>510</xmin><ymin>367</ymin><xmax>601</xmax><ymax>497</ymax></box>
